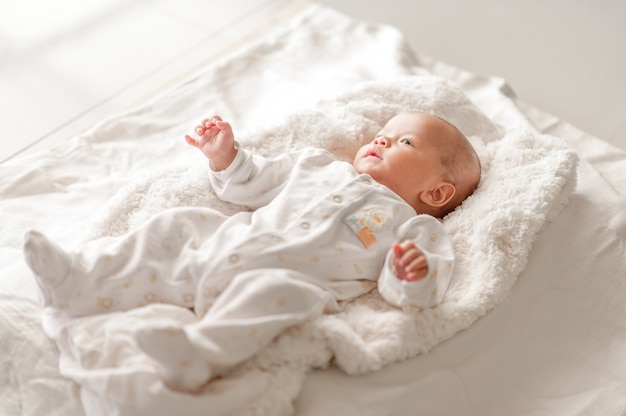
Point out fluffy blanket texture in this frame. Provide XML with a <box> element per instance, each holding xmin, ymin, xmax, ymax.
<box><xmin>41</xmin><ymin>75</ymin><xmax>579</xmax><ymax>415</ymax></box>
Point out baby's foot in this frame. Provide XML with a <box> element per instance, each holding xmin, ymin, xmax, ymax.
<box><xmin>135</xmin><ymin>322</ymin><xmax>212</xmax><ymax>392</ymax></box>
<box><xmin>23</xmin><ymin>230</ymin><xmax>71</xmax><ymax>306</ymax></box>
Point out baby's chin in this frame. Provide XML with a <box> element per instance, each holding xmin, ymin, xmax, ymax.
<box><xmin>352</xmin><ymin>157</ymin><xmax>378</xmax><ymax>176</ymax></box>
<box><xmin>352</xmin><ymin>162</ymin><xmax>368</xmax><ymax>176</ymax></box>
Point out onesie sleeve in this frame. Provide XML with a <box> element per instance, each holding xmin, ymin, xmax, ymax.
<box><xmin>208</xmin><ymin>144</ymin><xmax>305</xmax><ymax>209</ymax></box>
<box><xmin>377</xmin><ymin>214</ymin><xmax>455</xmax><ymax>309</ymax></box>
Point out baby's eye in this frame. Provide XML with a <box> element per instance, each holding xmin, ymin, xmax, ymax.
<box><xmin>400</xmin><ymin>138</ymin><xmax>412</xmax><ymax>145</ymax></box>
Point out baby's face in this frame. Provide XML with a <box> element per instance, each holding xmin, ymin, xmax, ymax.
<box><xmin>352</xmin><ymin>112</ymin><xmax>449</xmax><ymax>209</ymax></box>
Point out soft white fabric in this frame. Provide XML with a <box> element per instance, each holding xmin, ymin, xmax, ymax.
<box><xmin>1</xmin><ymin>4</ymin><xmax>624</xmax><ymax>416</ymax></box>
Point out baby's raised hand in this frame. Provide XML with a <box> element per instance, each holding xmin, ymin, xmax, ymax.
<box><xmin>392</xmin><ymin>240</ymin><xmax>428</xmax><ymax>281</ymax></box>
<box><xmin>185</xmin><ymin>115</ymin><xmax>237</xmax><ymax>171</ymax></box>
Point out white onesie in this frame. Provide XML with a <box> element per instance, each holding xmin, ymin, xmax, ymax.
<box><xmin>24</xmin><ymin>146</ymin><xmax>454</xmax><ymax>391</ymax></box>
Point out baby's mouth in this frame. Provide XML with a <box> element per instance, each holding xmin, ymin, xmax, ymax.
<box><xmin>366</xmin><ymin>148</ymin><xmax>381</xmax><ymax>159</ymax></box>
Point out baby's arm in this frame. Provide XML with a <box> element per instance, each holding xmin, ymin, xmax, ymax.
<box><xmin>378</xmin><ymin>215</ymin><xmax>454</xmax><ymax>308</ymax></box>
<box><xmin>185</xmin><ymin>115</ymin><xmax>237</xmax><ymax>171</ymax></box>
<box><xmin>192</xmin><ymin>116</ymin><xmax>316</xmax><ymax>209</ymax></box>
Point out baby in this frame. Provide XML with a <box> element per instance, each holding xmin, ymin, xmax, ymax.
<box><xmin>24</xmin><ymin>111</ymin><xmax>480</xmax><ymax>391</ymax></box>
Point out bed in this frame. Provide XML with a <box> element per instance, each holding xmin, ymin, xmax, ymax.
<box><xmin>2</xmin><ymin>4</ymin><xmax>625</xmax><ymax>416</ymax></box>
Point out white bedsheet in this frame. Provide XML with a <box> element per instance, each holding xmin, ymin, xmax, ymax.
<box><xmin>1</xmin><ymin>4</ymin><xmax>625</xmax><ymax>416</ymax></box>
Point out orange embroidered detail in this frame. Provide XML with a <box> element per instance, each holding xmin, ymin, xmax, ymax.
<box><xmin>344</xmin><ymin>208</ymin><xmax>391</xmax><ymax>249</ymax></box>
<box><xmin>355</xmin><ymin>227</ymin><xmax>377</xmax><ymax>249</ymax></box>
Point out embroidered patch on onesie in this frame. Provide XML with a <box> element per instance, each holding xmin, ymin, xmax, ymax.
<box><xmin>344</xmin><ymin>208</ymin><xmax>390</xmax><ymax>249</ymax></box>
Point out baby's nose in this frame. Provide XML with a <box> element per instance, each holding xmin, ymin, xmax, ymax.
<box><xmin>373</xmin><ymin>137</ymin><xmax>389</xmax><ymax>147</ymax></box>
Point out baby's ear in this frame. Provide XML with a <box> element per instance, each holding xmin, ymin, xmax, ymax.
<box><xmin>419</xmin><ymin>181</ymin><xmax>456</xmax><ymax>208</ymax></box>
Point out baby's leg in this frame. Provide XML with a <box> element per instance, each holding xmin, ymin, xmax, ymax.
<box><xmin>135</xmin><ymin>269</ymin><xmax>339</xmax><ymax>392</ymax></box>
<box><xmin>23</xmin><ymin>207</ymin><xmax>226</xmax><ymax>317</ymax></box>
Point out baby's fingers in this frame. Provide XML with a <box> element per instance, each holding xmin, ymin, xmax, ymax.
<box><xmin>185</xmin><ymin>134</ymin><xmax>199</xmax><ymax>147</ymax></box>
<box><xmin>406</xmin><ymin>255</ymin><xmax>427</xmax><ymax>271</ymax></box>
<box><xmin>393</xmin><ymin>241</ymin><xmax>429</xmax><ymax>281</ymax></box>
<box><xmin>404</xmin><ymin>256</ymin><xmax>428</xmax><ymax>281</ymax></box>
<box><xmin>392</xmin><ymin>242</ymin><xmax>404</xmax><ymax>259</ymax></box>
<box><xmin>395</xmin><ymin>241</ymin><xmax>419</xmax><ymax>266</ymax></box>
<box><xmin>202</xmin><ymin>115</ymin><xmax>223</xmax><ymax>129</ymax></box>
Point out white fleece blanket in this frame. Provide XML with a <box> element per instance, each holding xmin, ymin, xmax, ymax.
<box><xmin>36</xmin><ymin>74</ymin><xmax>578</xmax><ymax>416</ymax></box>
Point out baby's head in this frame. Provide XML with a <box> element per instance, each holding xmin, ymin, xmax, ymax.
<box><xmin>353</xmin><ymin>112</ymin><xmax>481</xmax><ymax>218</ymax></box>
